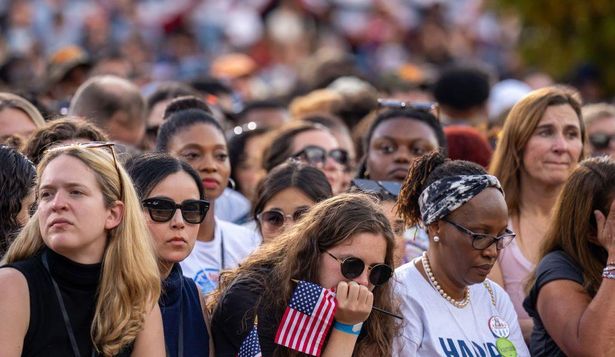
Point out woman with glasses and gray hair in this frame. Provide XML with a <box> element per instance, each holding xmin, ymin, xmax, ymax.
<box><xmin>393</xmin><ymin>151</ymin><xmax>529</xmax><ymax>356</ymax></box>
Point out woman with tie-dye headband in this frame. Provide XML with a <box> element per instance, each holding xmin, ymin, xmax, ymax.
<box><xmin>393</xmin><ymin>151</ymin><xmax>529</xmax><ymax>356</ymax></box>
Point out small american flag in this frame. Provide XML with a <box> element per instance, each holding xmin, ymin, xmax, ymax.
<box><xmin>274</xmin><ymin>280</ymin><xmax>337</xmax><ymax>356</ymax></box>
<box><xmin>237</xmin><ymin>317</ymin><xmax>262</xmax><ymax>357</ymax></box>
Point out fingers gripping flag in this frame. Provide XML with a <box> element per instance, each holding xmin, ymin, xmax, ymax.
<box><xmin>274</xmin><ymin>281</ymin><xmax>337</xmax><ymax>356</ymax></box>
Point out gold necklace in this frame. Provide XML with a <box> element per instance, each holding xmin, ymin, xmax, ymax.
<box><xmin>421</xmin><ymin>252</ymin><xmax>470</xmax><ymax>308</ymax></box>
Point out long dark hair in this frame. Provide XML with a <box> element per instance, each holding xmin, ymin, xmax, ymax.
<box><xmin>0</xmin><ymin>145</ymin><xmax>36</xmax><ymax>256</ymax></box>
<box><xmin>252</xmin><ymin>160</ymin><xmax>333</xmax><ymax>230</ymax></box>
<box><xmin>210</xmin><ymin>193</ymin><xmax>399</xmax><ymax>356</ymax></box>
<box><xmin>125</xmin><ymin>152</ymin><xmax>205</xmax><ymax>200</ymax></box>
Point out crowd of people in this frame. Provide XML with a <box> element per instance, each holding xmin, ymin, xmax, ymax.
<box><xmin>1</xmin><ymin>1</ymin><xmax>615</xmax><ymax>357</ymax></box>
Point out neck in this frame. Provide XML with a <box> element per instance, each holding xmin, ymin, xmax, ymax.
<box><xmin>518</xmin><ymin>174</ymin><xmax>562</xmax><ymax>217</ymax></box>
<box><xmin>197</xmin><ymin>201</ymin><xmax>216</xmax><ymax>242</ymax></box>
<box><xmin>52</xmin><ymin>239</ymin><xmax>106</xmax><ymax>265</ymax></box>
<box><xmin>159</xmin><ymin>261</ymin><xmax>174</xmax><ymax>280</ymax></box>
<box><xmin>422</xmin><ymin>250</ymin><xmax>467</xmax><ymax>300</ymax></box>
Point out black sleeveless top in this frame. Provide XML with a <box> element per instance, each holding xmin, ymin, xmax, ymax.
<box><xmin>2</xmin><ymin>248</ymin><xmax>131</xmax><ymax>357</ymax></box>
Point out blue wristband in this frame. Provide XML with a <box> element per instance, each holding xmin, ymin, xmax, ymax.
<box><xmin>333</xmin><ymin>321</ymin><xmax>363</xmax><ymax>336</ymax></box>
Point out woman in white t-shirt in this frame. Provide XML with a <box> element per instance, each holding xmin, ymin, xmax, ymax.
<box><xmin>156</xmin><ymin>105</ymin><xmax>260</xmax><ymax>294</ymax></box>
<box><xmin>393</xmin><ymin>152</ymin><xmax>529</xmax><ymax>356</ymax></box>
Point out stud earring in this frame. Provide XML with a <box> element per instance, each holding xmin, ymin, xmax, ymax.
<box><xmin>433</xmin><ymin>235</ymin><xmax>440</xmax><ymax>243</ymax></box>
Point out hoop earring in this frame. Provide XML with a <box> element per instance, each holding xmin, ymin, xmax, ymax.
<box><xmin>228</xmin><ymin>177</ymin><xmax>236</xmax><ymax>190</ymax></box>
<box><xmin>433</xmin><ymin>235</ymin><xmax>440</xmax><ymax>243</ymax></box>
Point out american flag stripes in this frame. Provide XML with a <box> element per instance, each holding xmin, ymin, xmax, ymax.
<box><xmin>274</xmin><ymin>280</ymin><xmax>337</xmax><ymax>356</ymax></box>
<box><xmin>237</xmin><ymin>316</ymin><xmax>262</xmax><ymax>357</ymax></box>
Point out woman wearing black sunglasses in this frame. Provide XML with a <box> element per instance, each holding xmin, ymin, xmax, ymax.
<box><xmin>252</xmin><ymin>160</ymin><xmax>332</xmax><ymax>243</ymax></box>
<box><xmin>209</xmin><ymin>193</ymin><xmax>399</xmax><ymax>356</ymax></box>
<box><xmin>126</xmin><ymin>153</ymin><xmax>214</xmax><ymax>357</ymax></box>
<box><xmin>393</xmin><ymin>152</ymin><xmax>529</xmax><ymax>356</ymax></box>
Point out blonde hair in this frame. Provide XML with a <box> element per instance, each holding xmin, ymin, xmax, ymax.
<box><xmin>489</xmin><ymin>86</ymin><xmax>586</xmax><ymax>216</ymax></box>
<box><xmin>289</xmin><ymin>89</ymin><xmax>344</xmax><ymax>119</ymax></box>
<box><xmin>2</xmin><ymin>145</ymin><xmax>160</xmax><ymax>356</ymax></box>
<box><xmin>0</xmin><ymin>92</ymin><xmax>46</xmax><ymax>127</ymax></box>
<box><xmin>582</xmin><ymin>103</ymin><xmax>615</xmax><ymax>127</ymax></box>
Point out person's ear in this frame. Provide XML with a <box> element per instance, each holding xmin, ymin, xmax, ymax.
<box><xmin>105</xmin><ymin>201</ymin><xmax>125</xmax><ymax>230</ymax></box>
<box><xmin>426</xmin><ymin>221</ymin><xmax>440</xmax><ymax>238</ymax></box>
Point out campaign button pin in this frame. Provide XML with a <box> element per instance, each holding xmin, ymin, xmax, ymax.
<box><xmin>488</xmin><ymin>316</ymin><xmax>510</xmax><ymax>338</ymax></box>
<box><xmin>496</xmin><ymin>337</ymin><xmax>517</xmax><ymax>357</ymax></box>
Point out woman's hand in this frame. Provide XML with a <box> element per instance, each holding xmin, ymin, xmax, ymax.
<box><xmin>595</xmin><ymin>199</ymin><xmax>615</xmax><ymax>255</ymax></box>
<box><xmin>333</xmin><ymin>281</ymin><xmax>373</xmax><ymax>325</ymax></box>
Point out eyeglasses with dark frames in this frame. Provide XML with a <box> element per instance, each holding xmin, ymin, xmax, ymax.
<box><xmin>325</xmin><ymin>251</ymin><xmax>393</xmax><ymax>286</ymax></box>
<box><xmin>441</xmin><ymin>217</ymin><xmax>515</xmax><ymax>250</ymax></box>
<box><xmin>292</xmin><ymin>145</ymin><xmax>349</xmax><ymax>167</ymax></box>
<box><xmin>142</xmin><ymin>197</ymin><xmax>209</xmax><ymax>224</ymax></box>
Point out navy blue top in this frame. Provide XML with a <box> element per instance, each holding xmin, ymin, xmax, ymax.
<box><xmin>159</xmin><ymin>263</ymin><xmax>209</xmax><ymax>357</ymax></box>
<box><xmin>523</xmin><ymin>250</ymin><xmax>585</xmax><ymax>357</ymax></box>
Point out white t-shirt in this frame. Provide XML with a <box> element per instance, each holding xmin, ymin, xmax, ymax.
<box><xmin>180</xmin><ymin>218</ymin><xmax>261</xmax><ymax>294</ymax></box>
<box><xmin>214</xmin><ymin>188</ymin><xmax>251</xmax><ymax>224</ymax></box>
<box><xmin>393</xmin><ymin>260</ymin><xmax>530</xmax><ymax>357</ymax></box>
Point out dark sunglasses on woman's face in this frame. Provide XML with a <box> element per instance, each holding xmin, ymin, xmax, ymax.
<box><xmin>293</xmin><ymin>145</ymin><xmax>349</xmax><ymax>167</ymax></box>
<box><xmin>589</xmin><ymin>133</ymin><xmax>615</xmax><ymax>150</ymax></box>
<box><xmin>142</xmin><ymin>197</ymin><xmax>209</xmax><ymax>224</ymax></box>
<box><xmin>257</xmin><ymin>207</ymin><xmax>310</xmax><ymax>229</ymax></box>
<box><xmin>326</xmin><ymin>251</ymin><xmax>393</xmax><ymax>286</ymax></box>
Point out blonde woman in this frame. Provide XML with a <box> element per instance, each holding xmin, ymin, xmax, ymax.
<box><xmin>0</xmin><ymin>144</ymin><xmax>164</xmax><ymax>356</ymax></box>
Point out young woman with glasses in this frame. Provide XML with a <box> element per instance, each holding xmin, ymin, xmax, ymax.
<box><xmin>263</xmin><ymin>122</ymin><xmax>348</xmax><ymax>194</ymax></box>
<box><xmin>0</xmin><ymin>144</ymin><xmax>164</xmax><ymax>356</ymax></box>
<box><xmin>126</xmin><ymin>153</ymin><xmax>214</xmax><ymax>357</ymax></box>
<box><xmin>393</xmin><ymin>152</ymin><xmax>529</xmax><ymax>356</ymax></box>
<box><xmin>252</xmin><ymin>160</ymin><xmax>333</xmax><ymax>243</ymax></box>
<box><xmin>209</xmin><ymin>193</ymin><xmax>399</xmax><ymax>356</ymax></box>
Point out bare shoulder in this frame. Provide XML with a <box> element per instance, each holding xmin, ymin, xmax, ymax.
<box><xmin>0</xmin><ymin>268</ymin><xmax>28</xmax><ymax>296</ymax></box>
<box><xmin>0</xmin><ymin>267</ymin><xmax>30</xmax><ymax>355</ymax></box>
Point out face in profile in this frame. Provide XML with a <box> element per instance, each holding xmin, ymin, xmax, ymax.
<box><xmin>168</xmin><ymin>123</ymin><xmax>231</xmax><ymax>202</ymax></box>
<box><xmin>522</xmin><ymin>104</ymin><xmax>583</xmax><ymax>186</ymax></box>
<box><xmin>38</xmin><ymin>154</ymin><xmax>121</xmax><ymax>263</ymax></box>
<box><xmin>366</xmin><ymin>118</ymin><xmax>439</xmax><ymax>181</ymax></box>
<box><xmin>431</xmin><ymin>187</ymin><xmax>509</xmax><ymax>287</ymax></box>
<box><xmin>317</xmin><ymin>231</ymin><xmax>389</xmax><ymax>291</ymax></box>
<box><xmin>258</xmin><ymin>187</ymin><xmax>315</xmax><ymax>243</ymax></box>
<box><xmin>143</xmin><ymin>171</ymin><xmax>203</xmax><ymax>266</ymax></box>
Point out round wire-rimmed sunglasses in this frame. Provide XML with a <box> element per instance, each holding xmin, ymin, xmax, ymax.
<box><xmin>326</xmin><ymin>251</ymin><xmax>393</xmax><ymax>286</ymax></box>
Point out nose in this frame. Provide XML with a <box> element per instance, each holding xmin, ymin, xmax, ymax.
<box><xmin>197</xmin><ymin>155</ymin><xmax>218</xmax><ymax>173</ymax></box>
<box><xmin>354</xmin><ymin>269</ymin><xmax>370</xmax><ymax>288</ymax></box>
<box><xmin>551</xmin><ymin>133</ymin><xmax>569</xmax><ymax>153</ymax></box>
<box><xmin>393</xmin><ymin>145</ymin><xmax>412</xmax><ymax>163</ymax></box>
<box><xmin>170</xmin><ymin>209</ymin><xmax>186</xmax><ymax>229</ymax></box>
<box><xmin>482</xmin><ymin>240</ymin><xmax>499</xmax><ymax>260</ymax></box>
<box><xmin>50</xmin><ymin>191</ymin><xmax>68</xmax><ymax>211</ymax></box>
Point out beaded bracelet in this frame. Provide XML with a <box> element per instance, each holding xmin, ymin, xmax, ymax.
<box><xmin>602</xmin><ymin>268</ymin><xmax>615</xmax><ymax>280</ymax></box>
<box><xmin>604</xmin><ymin>265</ymin><xmax>615</xmax><ymax>272</ymax></box>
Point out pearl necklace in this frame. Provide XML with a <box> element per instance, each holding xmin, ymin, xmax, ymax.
<box><xmin>421</xmin><ymin>252</ymin><xmax>470</xmax><ymax>308</ymax></box>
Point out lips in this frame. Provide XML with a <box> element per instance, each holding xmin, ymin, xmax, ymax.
<box><xmin>202</xmin><ymin>178</ymin><xmax>220</xmax><ymax>190</ymax></box>
<box><xmin>474</xmin><ymin>264</ymin><xmax>493</xmax><ymax>275</ymax></box>
<box><xmin>388</xmin><ymin>167</ymin><xmax>409</xmax><ymax>181</ymax></box>
<box><xmin>167</xmin><ymin>237</ymin><xmax>187</xmax><ymax>245</ymax></box>
<box><xmin>49</xmin><ymin>218</ymin><xmax>72</xmax><ymax>229</ymax></box>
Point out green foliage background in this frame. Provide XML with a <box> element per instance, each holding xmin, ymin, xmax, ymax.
<box><xmin>495</xmin><ymin>0</ymin><xmax>615</xmax><ymax>95</ymax></box>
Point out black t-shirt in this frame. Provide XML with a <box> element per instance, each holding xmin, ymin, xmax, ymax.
<box><xmin>211</xmin><ymin>274</ymin><xmax>284</xmax><ymax>357</ymax></box>
<box><xmin>523</xmin><ymin>250</ymin><xmax>584</xmax><ymax>357</ymax></box>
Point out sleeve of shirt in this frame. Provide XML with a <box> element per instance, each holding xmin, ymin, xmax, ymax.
<box><xmin>534</xmin><ymin>251</ymin><xmax>584</xmax><ymax>290</ymax></box>
<box><xmin>392</xmin><ymin>268</ymin><xmax>424</xmax><ymax>354</ymax></box>
<box><xmin>211</xmin><ymin>280</ymin><xmax>260</xmax><ymax>357</ymax></box>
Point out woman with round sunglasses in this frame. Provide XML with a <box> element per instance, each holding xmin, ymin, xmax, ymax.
<box><xmin>263</xmin><ymin>122</ymin><xmax>348</xmax><ymax>194</ymax></box>
<box><xmin>156</xmin><ymin>107</ymin><xmax>261</xmax><ymax>294</ymax></box>
<box><xmin>126</xmin><ymin>153</ymin><xmax>214</xmax><ymax>357</ymax></box>
<box><xmin>0</xmin><ymin>144</ymin><xmax>164</xmax><ymax>356</ymax></box>
<box><xmin>393</xmin><ymin>152</ymin><xmax>529</xmax><ymax>356</ymax></box>
<box><xmin>252</xmin><ymin>159</ymin><xmax>333</xmax><ymax>243</ymax></box>
<box><xmin>209</xmin><ymin>193</ymin><xmax>399</xmax><ymax>356</ymax></box>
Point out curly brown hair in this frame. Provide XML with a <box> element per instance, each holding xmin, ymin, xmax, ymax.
<box><xmin>209</xmin><ymin>193</ymin><xmax>399</xmax><ymax>356</ymax></box>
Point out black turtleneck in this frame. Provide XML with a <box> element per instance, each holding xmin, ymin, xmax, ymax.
<box><xmin>3</xmin><ymin>247</ymin><xmax>110</xmax><ymax>357</ymax></box>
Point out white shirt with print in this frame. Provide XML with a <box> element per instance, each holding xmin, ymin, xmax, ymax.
<box><xmin>393</xmin><ymin>260</ymin><xmax>529</xmax><ymax>357</ymax></box>
<box><xmin>180</xmin><ymin>217</ymin><xmax>261</xmax><ymax>294</ymax></box>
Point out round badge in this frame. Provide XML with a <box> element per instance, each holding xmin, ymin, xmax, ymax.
<box><xmin>496</xmin><ymin>337</ymin><xmax>517</xmax><ymax>357</ymax></box>
<box><xmin>488</xmin><ymin>316</ymin><xmax>510</xmax><ymax>338</ymax></box>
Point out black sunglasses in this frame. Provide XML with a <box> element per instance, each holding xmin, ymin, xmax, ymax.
<box><xmin>351</xmin><ymin>179</ymin><xmax>401</xmax><ymax>200</ymax></box>
<box><xmin>293</xmin><ymin>145</ymin><xmax>349</xmax><ymax>167</ymax></box>
<box><xmin>142</xmin><ymin>197</ymin><xmax>209</xmax><ymax>224</ymax></box>
<box><xmin>589</xmin><ymin>133</ymin><xmax>615</xmax><ymax>150</ymax></box>
<box><xmin>326</xmin><ymin>251</ymin><xmax>393</xmax><ymax>286</ymax></box>
<box><xmin>441</xmin><ymin>218</ymin><xmax>516</xmax><ymax>250</ymax></box>
<box><xmin>257</xmin><ymin>207</ymin><xmax>310</xmax><ymax>229</ymax></box>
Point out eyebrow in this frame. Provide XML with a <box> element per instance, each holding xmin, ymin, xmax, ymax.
<box><xmin>40</xmin><ymin>182</ymin><xmax>90</xmax><ymax>191</ymax></box>
<box><xmin>374</xmin><ymin>135</ymin><xmax>436</xmax><ymax>144</ymax></box>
